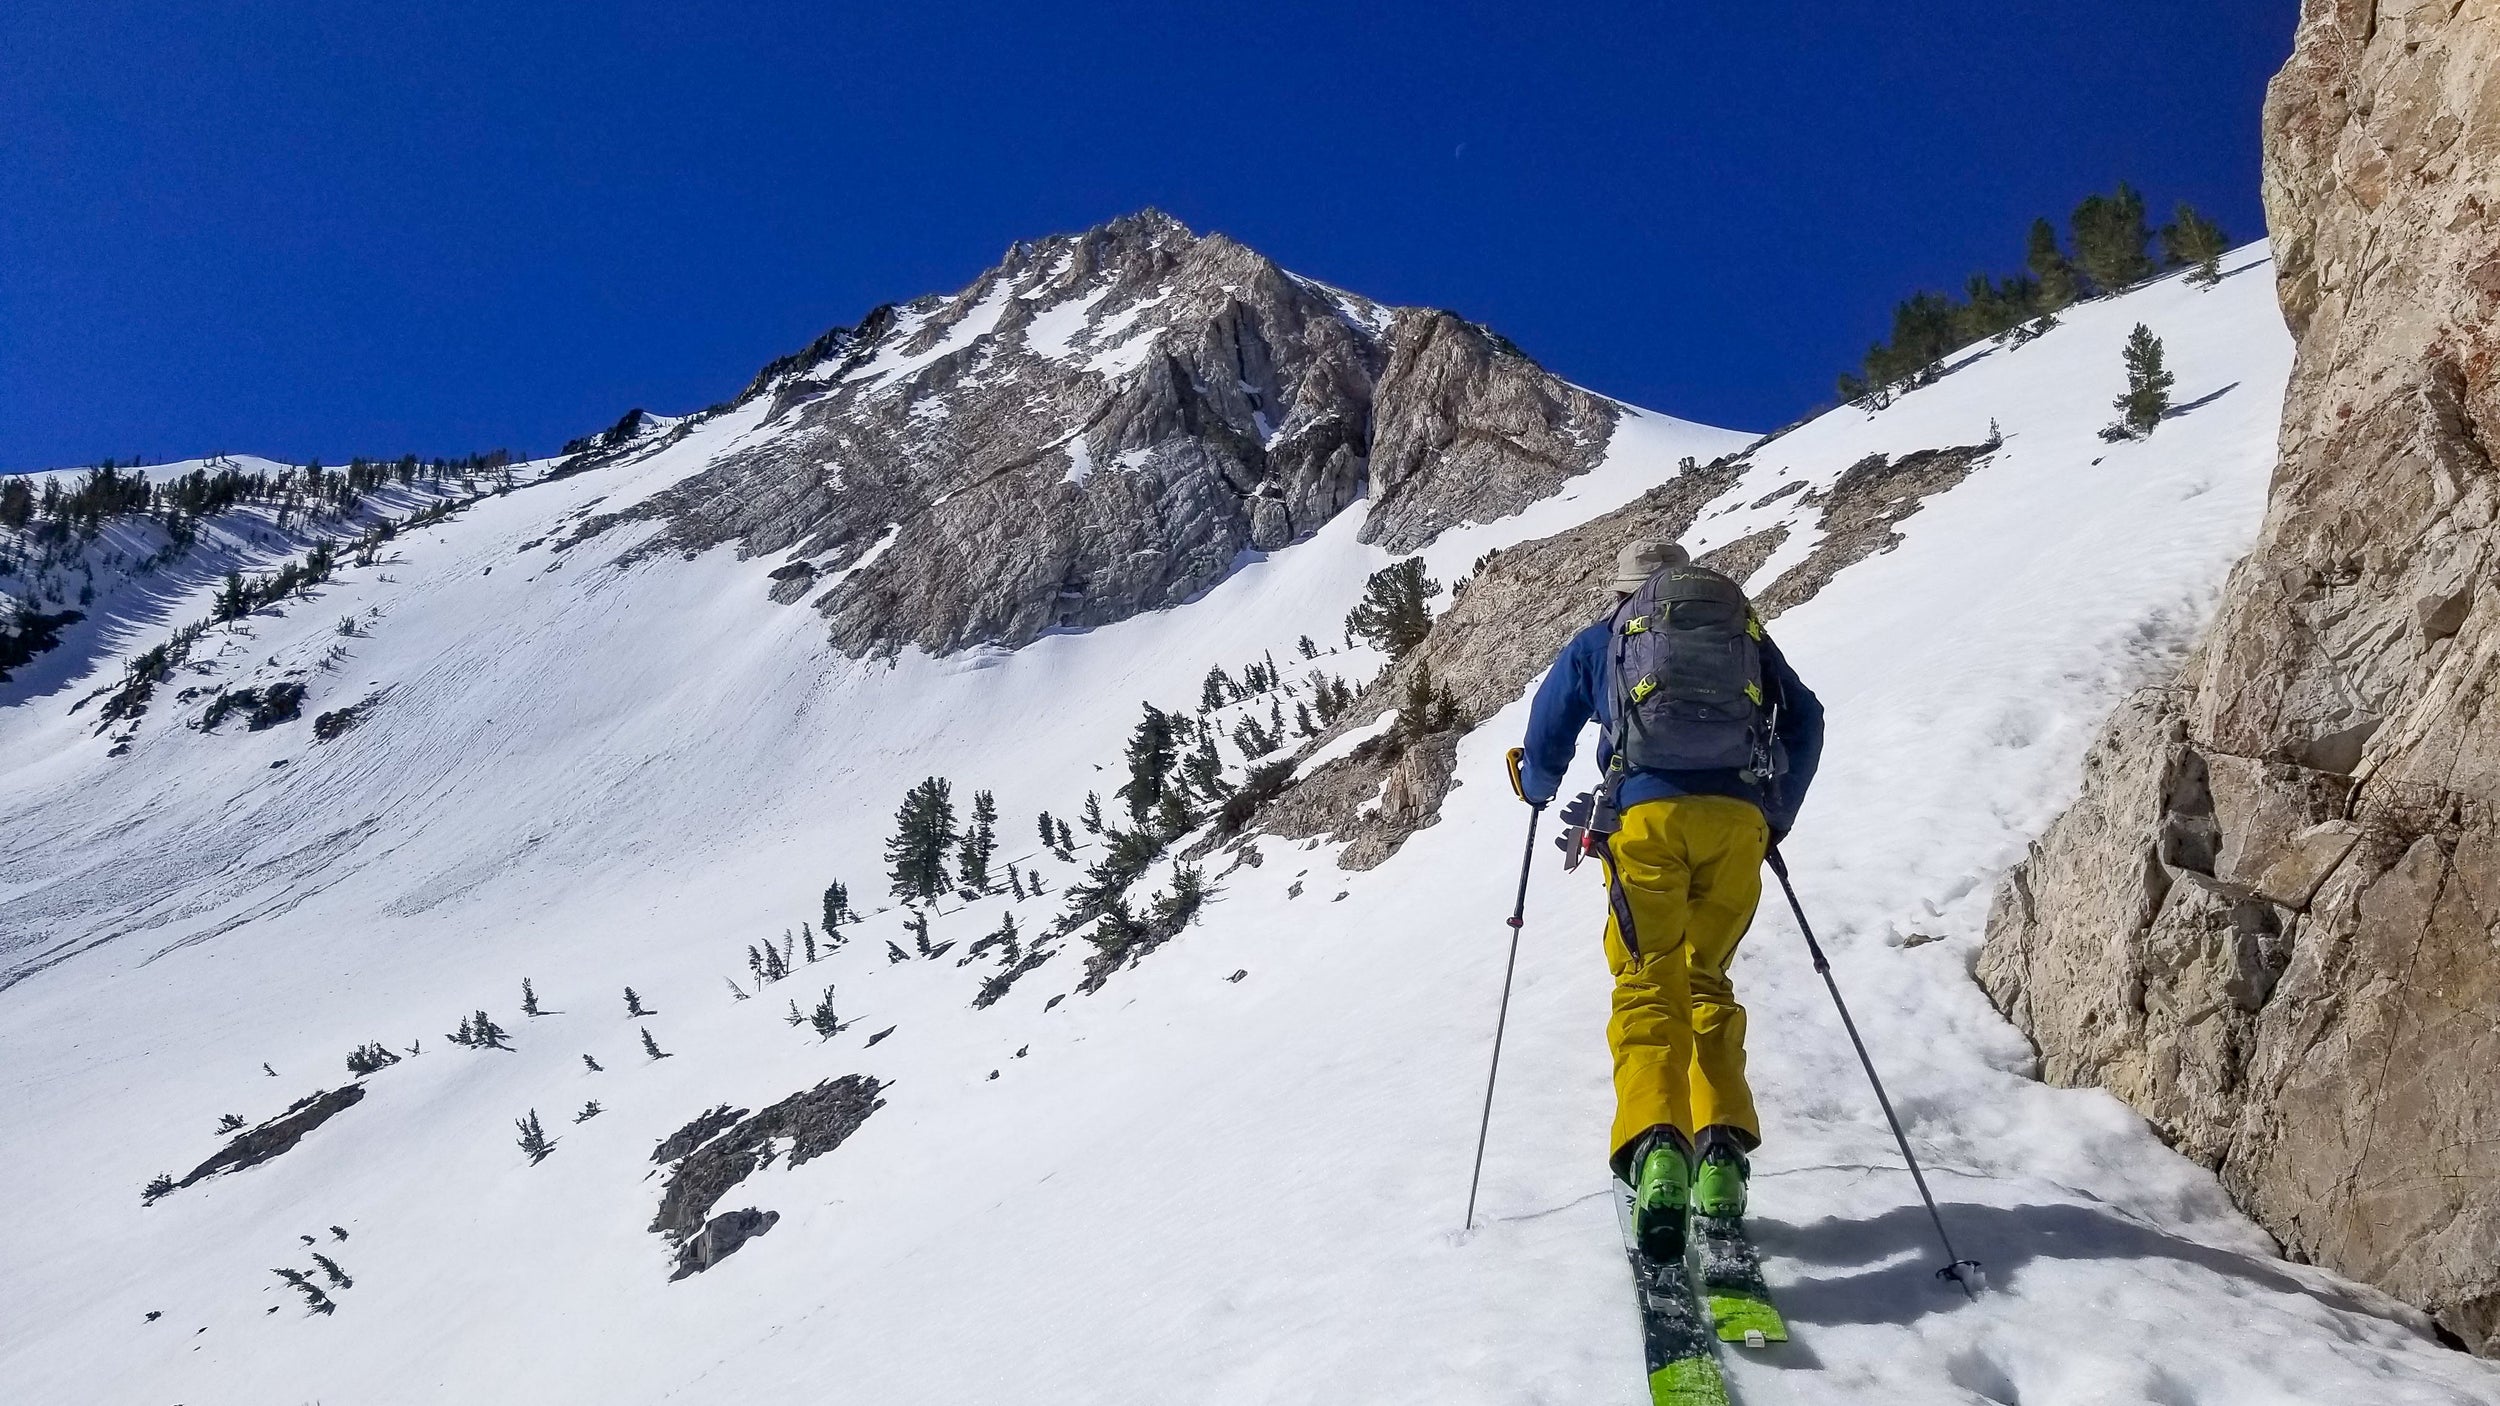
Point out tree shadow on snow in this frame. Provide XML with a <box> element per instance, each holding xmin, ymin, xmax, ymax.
<box><xmin>1746</xmin><ymin>1199</ymin><xmax>2392</xmax><ymax>1336</ymax></box>
<box><xmin>2162</xmin><ymin>381</ymin><xmax>2240</xmax><ymax>420</ymax></box>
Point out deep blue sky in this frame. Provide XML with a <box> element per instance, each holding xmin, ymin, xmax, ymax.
<box><xmin>0</xmin><ymin>1</ymin><xmax>2291</xmax><ymax>471</ymax></box>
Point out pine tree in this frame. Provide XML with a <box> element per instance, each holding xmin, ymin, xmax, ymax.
<box><xmin>1391</xmin><ymin>661</ymin><xmax>1463</xmax><ymax>755</ymax></box>
<box><xmin>821</xmin><ymin>881</ymin><xmax>851</xmax><ymax>946</ymax></box>
<box><xmin>582</xmin><ymin>1053</ymin><xmax>604</xmax><ymax>1073</ymax></box>
<box><xmin>810</xmin><ymin>986</ymin><xmax>842</xmax><ymax>1040</ymax></box>
<box><xmin>2108</xmin><ymin>323</ymin><xmax>2176</xmax><ymax>439</ymax></box>
<box><xmin>1115</xmin><ymin>706</ymin><xmax>1180</xmax><ymax>823</ymax></box>
<box><xmin>884</xmin><ymin>777</ymin><xmax>958</xmax><ymax>902</ymax></box>
<box><xmin>624</xmin><ymin>987</ymin><xmax>649</xmax><ymax>1017</ymax></box>
<box><xmin>2070</xmin><ymin>184</ymin><xmax>2156</xmax><ymax>294</ymax></box>
<box><xmin>910</xmin><ymin>909</ymin><xmax>933</xmax><ymax>956</ymax></box>
<box><xmin>310</xmin><ymin>1252</ymin><xmax>352</xmax><ymax>1289</ymax></box>
<box><xmin>1036</xmin><ymin>811</ymin><xmax>1056</xmax><ymax>848</ymax></box>
<box><xmin>1080</xmin><ymin>792</ymin><xmax>1105</xmax><ymax>834</ymax></box>
<box><xmin>1297</xmin><ymin>635</ymin><xmax>1318</xmax><ymax>660</ymax></box>
<box><xmin>959</xmin><ymin>790</ymin><xmax>999</xmax><ymax>891</ymax></box>
<box><xmin>1009</xmin><ymin>868</ymin><xmax>1027</xmax><ymax>900</ymax></box>
<box><xmin>216</xmin><ymin>1113</ymin><xmax>245</xmax><ymax>1133</ymax></box>
<box><xmin>214</xmin><ymin>570</ymin><xmax>250</xmax><ymax>622</ymax></box>
<box><xmin>1180</xmin><ymin>727</ymin><xmax>1229</xmax><ymax>799</ymax></box>
<box><xmin>1295</xmin><ymin>701</ymin><xmax>1317</xmax><ymax>737</ymax></box>
<box><xmin>468</xmin><ymin>1010</ymin><xmax>510</xmax><ymax>1049</ymax></box>
<box><xmin>1056</xmin><ymin>817</ymin><xmax>1075</xmax><ymax>851</ymax></box>
<box><xmin>515</xmin><ymin>1109</ymin><xmax>553</xmax><ymax>1164</ymax></box>
<box><xmin>576</xmin><ymin>1100</ymin><xmax>602</xmax><ymax>1122</ymax></box>
<box><xmin>2027</xmin><ymin>217</ymin><xmax>2081</xmax><ymax>312</ymax></box>
<box><xmin>143</xmin><ymin>1173</ymin><xmax>175</xmax><ymax>1204</ymax></box>
<box><xmin>520</xmin><ymin>978</ymin><xmax>540</xmax><ymax>1016</ymax></box>
<box><xmin>640</xmin><ymin>1027</ymin><xmax>670</xmax><ymax>1060</ymax></box>
<box><xmin>1200</xmin><ymin>667</ymin><xmax>1233</xmax><ymax>713</ymax></box>
<box><xmin>802</xmin><ymin>923</ymin><xmax>819</xmax><ymax>963</ymax></box>
<box><xmin>1345</xmin><ymin>558</ymin><xmax>1439</xmax><ymax>658</ymax></box>
<box><xmin>1156</xmin><ymin>787</ymin><xmax>1193</xmax><ymax>840</ymax></box>
<box><xmin>2160</xmin><ymin>203</ymin><xmax>2229</xmax><ymax>287</ymax></box>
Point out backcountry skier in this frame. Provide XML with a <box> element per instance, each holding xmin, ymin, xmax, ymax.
<box><xmin>1511</xmin><ymin>539</ymin><xmax>1823</xmax><ymax>1261</ymax></box>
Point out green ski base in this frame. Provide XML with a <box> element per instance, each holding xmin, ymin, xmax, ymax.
<box><xmin>1696</xmin><ymin>1212</ymin><xmax>1789</xmax><ymax>1346</ymax></box>
<box><xmin>1617</xmin><ymin>1183</ymin><xmax>1732</xmax><ymax>1406</ymax></box>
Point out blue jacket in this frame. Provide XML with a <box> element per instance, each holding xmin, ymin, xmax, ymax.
<box><xmin>1518</xmin><ymin>616</ymin><xmax>1824</xmax><ymax>836</ymax></box>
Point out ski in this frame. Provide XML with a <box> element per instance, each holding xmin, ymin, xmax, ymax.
<box><xmin>1615</xmin><ymin>1183</ymin><xmax>1731</xmax><ymax>1406</ymax></box>
<box><xmin>1695</xmin><ymin>1212</ymin><xmax>1788</xmax><ymax>1347</ymax></box>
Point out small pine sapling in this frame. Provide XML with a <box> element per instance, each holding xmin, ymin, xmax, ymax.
<box><xmin>1008</xmin><ymin>868</ymin><xmax>1026</xmax><ymax>900</ymax></box>
<box><xmin>143</xmin><ymin>1173</ymin><xmax>175</xmax><ymax>1205</ymax></box>
<box><xmin>519</xmin><ymin>978</ymin><xmax>541</xmax><ymax>1017</ymax></box>
<box><xmin>723</xmin><ymin>976</ymin><xmax>753</xmax><ymax>1002</ymax></box>
<box><xmin>885</xmin><ymin>940</ymin><xmax>910</xmax><ymax>964</ymax></box>
<box><xmin>801</xmin><ymin>923</ymin><xmax>818</xmax><ymax>964</ymax></box>
<box><xmin>262</xmin><ymin>1063</ymin><xmax>278</xmax><ymax>1078</ymax></box>
<box><xmin>216</xmin><ymin>1113</ymin><xmax>245</xmax><ymax>1134</ymax></box>
<box><xmin>310</xmin><ymin>1252</ymin><xmax>353</xmax><ymax>1289</ymax></box>
<box><xmin>1081</xmin><ymin>792</ymin><xmax>1104</xmax><ymax>834</ymax></box>
<box><xmin>575</xmin><ymin>1100</ymin><xmax>602</xmax><ymax>1123</ymax></box>
<box><xmin>582</xmin><ymin>1053</ymin><xmax>604</xmax><ymax>1073</ymax></box>
<box><xmin>624</xmin><ymin>987</ymin><xmax>650</xmax><ymax>1017</ymax></box>
<box><xmin>515</xmin><ymin>1109</ymin><xmax>553</xmax><ymax>1164</ymax></box>
<box><xmin>640</xmin><ymin>1027</ymin><xmax>670</xmax><ymax>1060</ymax></box>
<box><xmin>809</xmin><ymin>987</ymin><xmax>842</xmax><ymax>1040</ymax></box>
<box><xmin>330</xmin><ymin>1226</ymin><xmax>349</xmax><ymax>1241</ymax></box>
<box><xmin>2102</xmin><ymin>323</ymin><xmax>2176</xmax><ymax>440</ymax></box>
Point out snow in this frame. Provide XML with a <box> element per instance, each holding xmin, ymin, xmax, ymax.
<box><xmin>851</xmin><ymin>282</ymin><xmax>1015</xmax><ymax>392</ymax></box>
<box><xmin>1024</xmin><ymin>285</ymin><xmax>1114</xmax><ymax>361</ymax></box>
<box><xmin>4</xmin><ymin>243</ymin><xmax>2496</xmax><ymax>1405</ymax></box>
<box><xmin>1080</xmin><ymin>292</ymin><xmax>1172</xmax><ymax>377</ymax></box>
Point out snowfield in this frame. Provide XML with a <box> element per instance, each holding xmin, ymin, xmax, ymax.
<box><xmin>4</xmin><ymin>244</ymin><xmax>2496</xmax><ymax>1405</ymax></box>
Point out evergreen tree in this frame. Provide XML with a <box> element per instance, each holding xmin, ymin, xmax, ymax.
<box><xmin>640</xmin><ymin>1027</ymin><xmax>670</xmax><ymax>1060</ymax></box>
<box><xmin>1156</xmin><ymin>787</ymin><xmax>1193</xmax><ymax>840</ymax></box>
<box><xmin>1390</xmin><ymin>661</ymin><xmax>1463</xmax><ymax>756</ymax></box>
<box><xmin>1036</xmin><ymin>811</ymin><xmax>1056</xmax><ymax>848</ymax></box>
<box><xmin>1009</xmin><ymin>867</ymin><xmax>1027</xmax><ymax>900</ymax></box>
<box><xmin>520</xmin><ymin>978</ymin><xmax>540</xmax><ymax>1016</ymax></box>
<box><xmin>576</xmin><ymin>1100</ymin><xmax>602</xmax><ymax>1122</ymax></box>
<box><xmin>959</xmin><ymin>789</ymin><xmax>999</xmax><ymax>890</ymax></box>
<box><xmin>1115</xmin><ymin>706</ymin><xmax>1180</xmax><ymax>823</ymax></box>
<box><xmin>143</xmin><ymin>1173</ymin><xmax>175</xmax><ymax>1204</ymax></box>
<box><xmin>1055</xmin><ymin>817</ymin><xmax>1075</xmax><ymax>851</ymax></box>
<box><xmin>1297</xmin><ymin>635</ymin><xmax>1319</xmax><ymax>660</ymax></box>
<box><xmin>810</xmin><ymin>986</ymin><xmax>842</xmax><ymax>1040</ymax></box>
<box><xmin>1295</xmin><ymin>701</ymin><xmax>1318</xmax><ymax>737</ymax></box>
<box><xmin>217</xmin><ymin>1113</ymin><xmax>245</xmax><ymax>1133</ymax></box>
<box><xmin>1148</xmin><ymin>863</ymin><xmax>1215</xmax><ymax>935</ymax></box>
<box><xmin>1080</xmin><ymin>791</ymin><xmax>1105</xmax><ymax>834</ymax></box>
<box><xmin>2109</xmin><ymin>323</ymin><xmax>2176</xmax><ymax>438</ymax></box>
<box><xmin>1200</xmin><ymin>667</ymin><xmax>1233</xmax><ymax>713</ymax></box>
<box><xmin>624</xmin><ymin>987</ymin><xmax>649</xmax><ymax>1017</ymax></box>
<box><xmin>214</xmin><ymin>571</ymin><xmax>250</xmax><ymax>622</ymax></box>
<box><xmin>582</xmin><ymin>1053</ymin><xmax>604</xmax><ymax>1073</ymax></box>
<box><xmin>2027</xmin><ymin>218</ymin><xmax>2081</xmax><ymax>312</ymax></box>
<box><xmin>1345</xmin><ymin>558</ymin><xmax>1439</xmax><ymax>658</ymax></box>
<box><xmin>2070</xmin><ymin>184</ymin><xmax>2156</xmax><ymax>293</ymax></box>
<box><xmin>515</xmin><ymin>1109</ymin><xmax>553</xmax><ymax>1164</ymax></box>
<box><xmin>1180</xmin><ymin>727</ymin><xmax>1229</xmax><ymax>799</ymax></box>
<box><xmin>909</xmin><ymin>909</ymin><xmax>933</xmax><ymax>956</ymax></box>
<box><xmin>821</xmin><ymin>881</ymin><xmax>851</xmax><ymax>946</ymax></box>
<box><xmin>310</xmin><ymin>1253</ymin><xmax>352</xmax><ymax>1289</ymax></box>
<box><xmin>2159</xmin><ymin>203</ymin><xmax>2229</xmax><ymax>287</ymax></box>
<box><xmin>884</xmin><ymin>777</ymin><xmax>958</xmax><ymax>902</ymax></box>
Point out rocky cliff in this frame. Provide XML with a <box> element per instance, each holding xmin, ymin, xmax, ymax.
<box><xmin>569</xmin><ymin>210</ymin><xmax>1615</xmax><ymax>656</ymax></box>
<box><xmin>1978</xmin><ymin>0</ymin><xmax>2500</xmax><ymax>1354</ymax></box>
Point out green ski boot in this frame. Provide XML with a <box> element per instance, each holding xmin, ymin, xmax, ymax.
<box><xmin>1630</xmin><ymin>1128</ymin><xmax>1694</xmax><ymax>1261</ymax></box>
<box><xmin>1693</xmin><ymin>1127</ymin><xmax>1749</xmax><ymax>1220</ymax></box>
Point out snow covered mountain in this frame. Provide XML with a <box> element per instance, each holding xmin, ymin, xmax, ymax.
<box><xmin>4</xmin><ymin>221</ymin><xmax>2496</xmax><ymax>1406</ymax></box>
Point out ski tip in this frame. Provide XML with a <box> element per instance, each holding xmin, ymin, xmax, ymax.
<box><xmin>1706</xmin><ymin>1294</ymin><xmax>1788</xmax><ymax>1344</ymax></box>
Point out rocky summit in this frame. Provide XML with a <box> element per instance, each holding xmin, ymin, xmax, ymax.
<box><xmin>570</xmin><ymin>209</ymin><xmax>1615</xmax><ymax>657</ymax></box>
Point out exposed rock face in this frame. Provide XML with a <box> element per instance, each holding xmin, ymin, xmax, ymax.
<box><xmin>648</xmin><ymin>1075</ymin><xmax>885</xmax><ymax>1278</ymax></box>
<box><xmin>1979</xmin><ymin>0</ymin><xmax>2500</xmax><ymax>1353</ymax></box>
<box><xmin>584</xmin><ymin>210</ymin><xmax>1614</xmax><ymax>656</ymax></box>
<box><xmin>1233</xmin><ymin>433</ymin><xmax>1992</xmax><ymax>870</ymax></box>
<box><xmin>175</xmin><ymin>1085</ymin><xmax>365</xmax><ymax>1190</ymax></box>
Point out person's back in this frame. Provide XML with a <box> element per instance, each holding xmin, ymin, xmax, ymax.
<box><xmin>1513</xmin><ymin>539</ymin><xmax>1823</xmax><ymax>1260</ymax></box>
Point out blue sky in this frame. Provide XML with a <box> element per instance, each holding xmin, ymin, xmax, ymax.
<box><xmin>0</xmin><ymin>1</ymin><xmax>2290</xmax><ymax>471</ymax></box>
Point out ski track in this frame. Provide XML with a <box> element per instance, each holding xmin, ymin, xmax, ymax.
<box><xmin>3</xmin><ymin>246</ymin><xmax>2496</xmax><ymax>1405</ymax></box>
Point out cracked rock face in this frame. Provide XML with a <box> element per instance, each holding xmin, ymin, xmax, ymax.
<box><xmin>1980</xmin><ymin>0</ymin><xmax>2500</xmax><ymax>1353</ymax></box>
<box><xmin>587</xmin><ymin>210</ymin><xmax>1614</xmax><ymax>657</ymax></box>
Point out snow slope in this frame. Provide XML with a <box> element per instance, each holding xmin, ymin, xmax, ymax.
<box><xmin>3</xmin><ymin>245</ymin><xmax>2495</xmax><ymax>1405</ymax></box>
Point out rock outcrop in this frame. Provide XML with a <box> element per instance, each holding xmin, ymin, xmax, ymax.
<box><xmin>577</xmin><ymin>211</ymin><xmax>1614</xmax><ymax>657</ymax></box>
<box><xmin>1979</xmin><ymin>0</ymin><xmax>2500</xmax><ymax>1354</ymax></box>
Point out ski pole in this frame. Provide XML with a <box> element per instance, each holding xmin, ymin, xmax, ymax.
<box><xmin>1464</xmin><ymin>789</ymin><xmax>1543</xmax><ymax>1233</ymax></box>
<box><xmin>1766</xmin><ymin>847</ymin><xmax>1983</xmax><ymax>1298</ymax></box>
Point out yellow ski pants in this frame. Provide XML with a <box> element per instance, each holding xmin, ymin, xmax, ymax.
<box><xmin>1599</xmin><ymin>794</ymin><xmax>1768</xmax><ymax>1169</ymax></box>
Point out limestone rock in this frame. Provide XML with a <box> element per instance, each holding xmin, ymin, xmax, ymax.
<box><xmin>569</xmin><ymin>210</ymin><xmax>1614</xmax><ymax>657</ymax></box>
<box><xmin>1980</xmin><ymin>0</ymin><xmax>2500</xmax><ymax>1353</ymax></box>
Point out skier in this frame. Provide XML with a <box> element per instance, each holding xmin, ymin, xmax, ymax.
<box><xmin>1512</xmin><ymin>539</ymin><xmax>1822</xmax><ymax>1261</ymax></box>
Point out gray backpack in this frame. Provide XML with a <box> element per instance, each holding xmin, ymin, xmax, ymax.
<box><xmin>1603</xmin><ymin>563</ymin><xmax>1778</xmax><ymax>780</ymax></box>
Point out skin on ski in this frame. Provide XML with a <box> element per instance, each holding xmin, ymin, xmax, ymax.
<box><xmin>1695</xmin><ymin>1212</ymin><xmax>1788</xmax><ymax>1345</ymax></box>
<box><xmin>1616</xmin><ymin>1183</ymin><xmax>1732</xmax><ymax>1406</ymax></box>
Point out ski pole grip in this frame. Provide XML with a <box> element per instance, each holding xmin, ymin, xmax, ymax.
<box><xmin>1505</xmin><ymin>746</ymin><xmax>1527</xmax><ymax>802</ymax></box>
